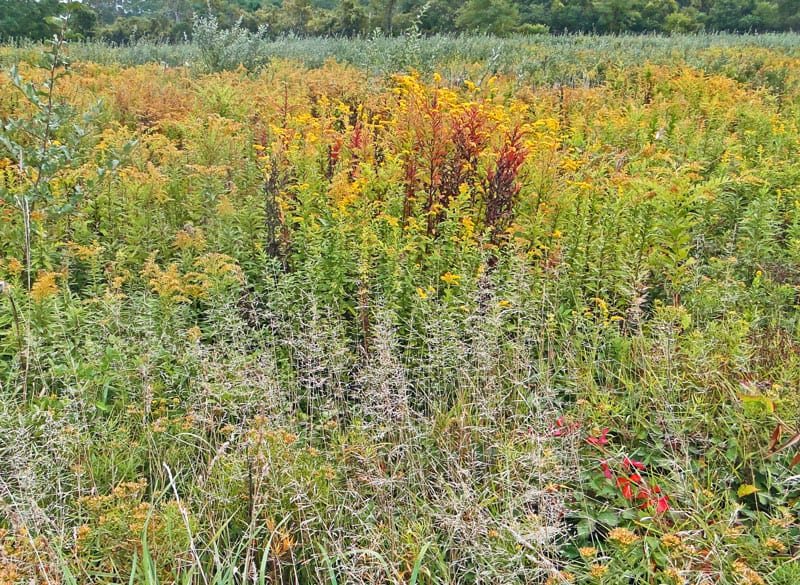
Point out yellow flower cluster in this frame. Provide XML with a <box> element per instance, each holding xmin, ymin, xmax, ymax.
<box><xmin>732</xmin><ymin>560</ymin><xmax>765</xmax><ymax>585</ymax></box>
<box><xmin>31</xmin><ymin>270</ymin><xmax>61</xmax><ymax>302</ymax></box>
<box><xmin>142</xmin><ymin>252</ymin><xmax>240</xmax><ymax>303</ymax></box>
<box><xmin>607</xmin><ymin>527</ymin><xmax>639</xmax><ymax>546</ymax></box>
<box><xmin>141</xmin><ymin>256</ymin><xmax>202</xmax><ymax>303</ymax></box>
<box><xmin>174</xmin><ymin>225</ymin><xmax>207</xmax><ymax>252</ymax></box>
<box><xmin>660</xmin><ymin>533</ymin><xmax>681</xmax><ymax>548</ymax></box>
<box><xmin>67</xmin><ymin>240</ymin><xmax>105</xmax><ymax>261</ymax></box>
<box><xmin>590</xmin><ymin>564</ymin><xmax>608</xmax><ymax>578</ymax></box>
<box><xmin>545</xmin><ymin>570</ymin><xmax>575</xmax><ymax>584</ymax></box>
<box><xmin>441</xmin><ymin>271</ymin><xmax>461</xmax><ymax>286</ymax></box>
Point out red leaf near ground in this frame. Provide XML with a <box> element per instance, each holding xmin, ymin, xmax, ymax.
<box><xmin>616</xmin><ymin>476</ymin><xmax>634</xmax><ymax>500</ymax></box>
<box><xmin>586</xmin><ymin>427</ymin><xmax>610</xmax><ymax>446</ymax></box>
<box><xmin>600</xmin><ymin>460</ymin><xmax>613</xmax><ymax>480</ymax></box>
<box><xmin>552</xmin><ymin>416</ymin><xmax>580</xmax><ymax>437</ymax></box>
<box><xmin>621</xmin><ymin>483</ymin><xmax>633</xmax><ymax>500</ymax></box>
<box><xmin>622</xmin><ymin>456</ymin><xmax>646</xmax><ymax>470</ymax></box>
<box><xmin>768</xmin><ymin>429</ymin><xmax>800</xmax><ymax>457</ymax></box>
<box><xmin>768</xmin><ymin>424</ymin><xmax>783</xmax><ymax>452</ymax></box>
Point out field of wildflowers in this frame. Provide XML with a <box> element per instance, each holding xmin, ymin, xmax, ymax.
<box><xmin>1</xmin><ymin>34</ymin><xmax>800</xmax><ymax>584</ymax></box>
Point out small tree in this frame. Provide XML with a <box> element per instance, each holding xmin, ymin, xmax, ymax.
<box><xmin>594</xmin><ymin>0</ymin><xmax>643</xmax><ymax>33</ymax></box>
<box><xmin>334</xmin><ymin>0</ymin><xmax>367</xmax><ymax>37</ymax></box>
<box><xmin>66</xmin><ymin>2</ymin><xmax>99</xmax><ymax>39</ymax></box>
<box><xmin>663</xmin><ymin>8</ymin><xmax>703</xmax><ymax>32</ymax></box>
<box><xmin>641</xmin><ymin>0</ymin><xmax>678</xmax><ymax>32</ymax></box>
<box><xmin>709</xmin><ymin>0</ymin><xmax>755</xmax><ymax>31</ymax></box>
<box><xmin>0</xmin><ymin>0</ymin><xmax>62</xmax><ymax>40</ymax></box>
<box><xmin>456</xmin><ymin>0</ymin><xmax>521</xmax><ymax>35</ymax></box>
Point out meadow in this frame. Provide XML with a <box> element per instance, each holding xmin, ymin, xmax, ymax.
<box><xmin>1</xmin><ymin>33</ymin><xmax>800</xmax><ymax>584</ymax></box>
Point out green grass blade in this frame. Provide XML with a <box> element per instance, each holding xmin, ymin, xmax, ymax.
<box><xmin>409</xmin><ymin>540</ymin><xmax>432</xmax><ymax>585</ymax></box>
<box><xmin>318</xmin><ymin>543</ymin><xmax>338</xmax><ymax>585</ymax></box>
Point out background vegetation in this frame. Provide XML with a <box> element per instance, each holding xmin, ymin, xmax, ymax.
<box><xmin>1</xmin><ymin>22</ymin><xmax>800</xmax><ymax>585</ymax></box>
<box><xmin>3</xmin><ymin>0</ymin><xmax>800</xmax><ymax>43</ymax></box>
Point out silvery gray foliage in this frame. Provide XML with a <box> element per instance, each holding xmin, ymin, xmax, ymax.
<box><xmin>357</xmin><ymin>309</ymin><xmax>411</xmax><ymax>429</ymax></box>
<box><xmin>193</xmin><ymin>15</ymin><xmax>269</xmax><ymax>72</ymax></box>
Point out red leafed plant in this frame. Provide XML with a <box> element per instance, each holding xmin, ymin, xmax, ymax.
<box><xmin>604</xmin><ymin>456</ymin><xmax>670</xmax><ymax>514</ymax></box>
<box><xmin>586</xmin><ymin>428</ymin><xmax>610</xmax><ymax>446</ymax></box>
<box><xmin>552</xmin><ymin>415</ymin><xmax>581</xmax><ymax>437</ymax></box>
<box><xmin>580</xmin><ymin>423</ymin><xmax>670</xmax><ymax>515</ymax></box>
<box><xmin>484</xmin><ymin>125</ymin><xmax>527</xmax><ymax>245</ymax></box>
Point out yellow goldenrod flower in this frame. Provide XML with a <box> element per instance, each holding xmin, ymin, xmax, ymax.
<box><xmin>608</xmin><ymin>527</ymin><xmax>639</xmax><ymax>546</ymax></box>
<box><xmin>732</xmin><ymin>560</ymin><xmax>765</xmax><ymax>585</ymax></box>
<box><xmin>764</xmin><ymin>537</ymin><xmax>786</xmax><ymax>552</ymax></box>
<box><xmin>441</xmin><ymin>271</ymin><xmax>460</xmax><ymax>286</ymax></box>
<box><xmin>6</xmin><ymin>258</ymin><xmax>23</xmax><ymax>276</ymax></box>
<box><xmin>187</xmin><ymin>326</ymin><xmax>202</xmax><ymax>342</ymax></box>
<box><xmin>31</xmin><ymin>271</ymin><xmax>60</xmax><ymax>302</ymax></box>
<box><xmin>660</xmin><ymin>534</ymin><xmax>681</xmax><ymax>548</ymax></box>
<box><xmin>75</xmin><ymin>524</ymin><xmax>91</xmax><ymax>541</ymax></box>
<box><xmin>216</xmin><ymin>195</ymin><xmax>235</xmax><ymax>217</ymax></box>
<box><xmin>545</xmin><ymin>571</ymin><xmax>575</xmax><ymax>585</ymax></box>
<box><xmin>590</xmin><ymin>564</ymin><xmax>608</xmax><ymax>578</ymax></box>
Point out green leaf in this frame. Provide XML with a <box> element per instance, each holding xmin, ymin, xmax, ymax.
<box><xmin>576</xmin><ymin>519</ymin><xmax>594</xmax><ymax>539</ymax></box>
<box><xmin>597</xmin><ymin>511</ymin><xmax>620</xmax><ymax>527</ymax></box>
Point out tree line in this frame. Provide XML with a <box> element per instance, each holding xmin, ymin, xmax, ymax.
<box><xmin>2</xmin><ymin>0</ymin><xmax>800</xmax><ymax>43</ymax></box>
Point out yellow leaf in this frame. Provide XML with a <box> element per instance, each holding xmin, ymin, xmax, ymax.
<box><xmin>737</xmin><ymin>484</ymin><xmax>758</xmax><ymax>498</ymax></box>
<box><xmin>738</xmin><ymin>393</ymin><xmax>775</xmax><ymax>416</ymax></box>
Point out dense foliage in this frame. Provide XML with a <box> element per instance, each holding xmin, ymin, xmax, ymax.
<box><xmin>3</xmin><ymin>0</ymin><xmax>800</xmax><ymax>42</ymax></box>
<box><xmin>1</xmin><ymin>33</ymin><xmax>800</xmax><ymax>585</ymax></box>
